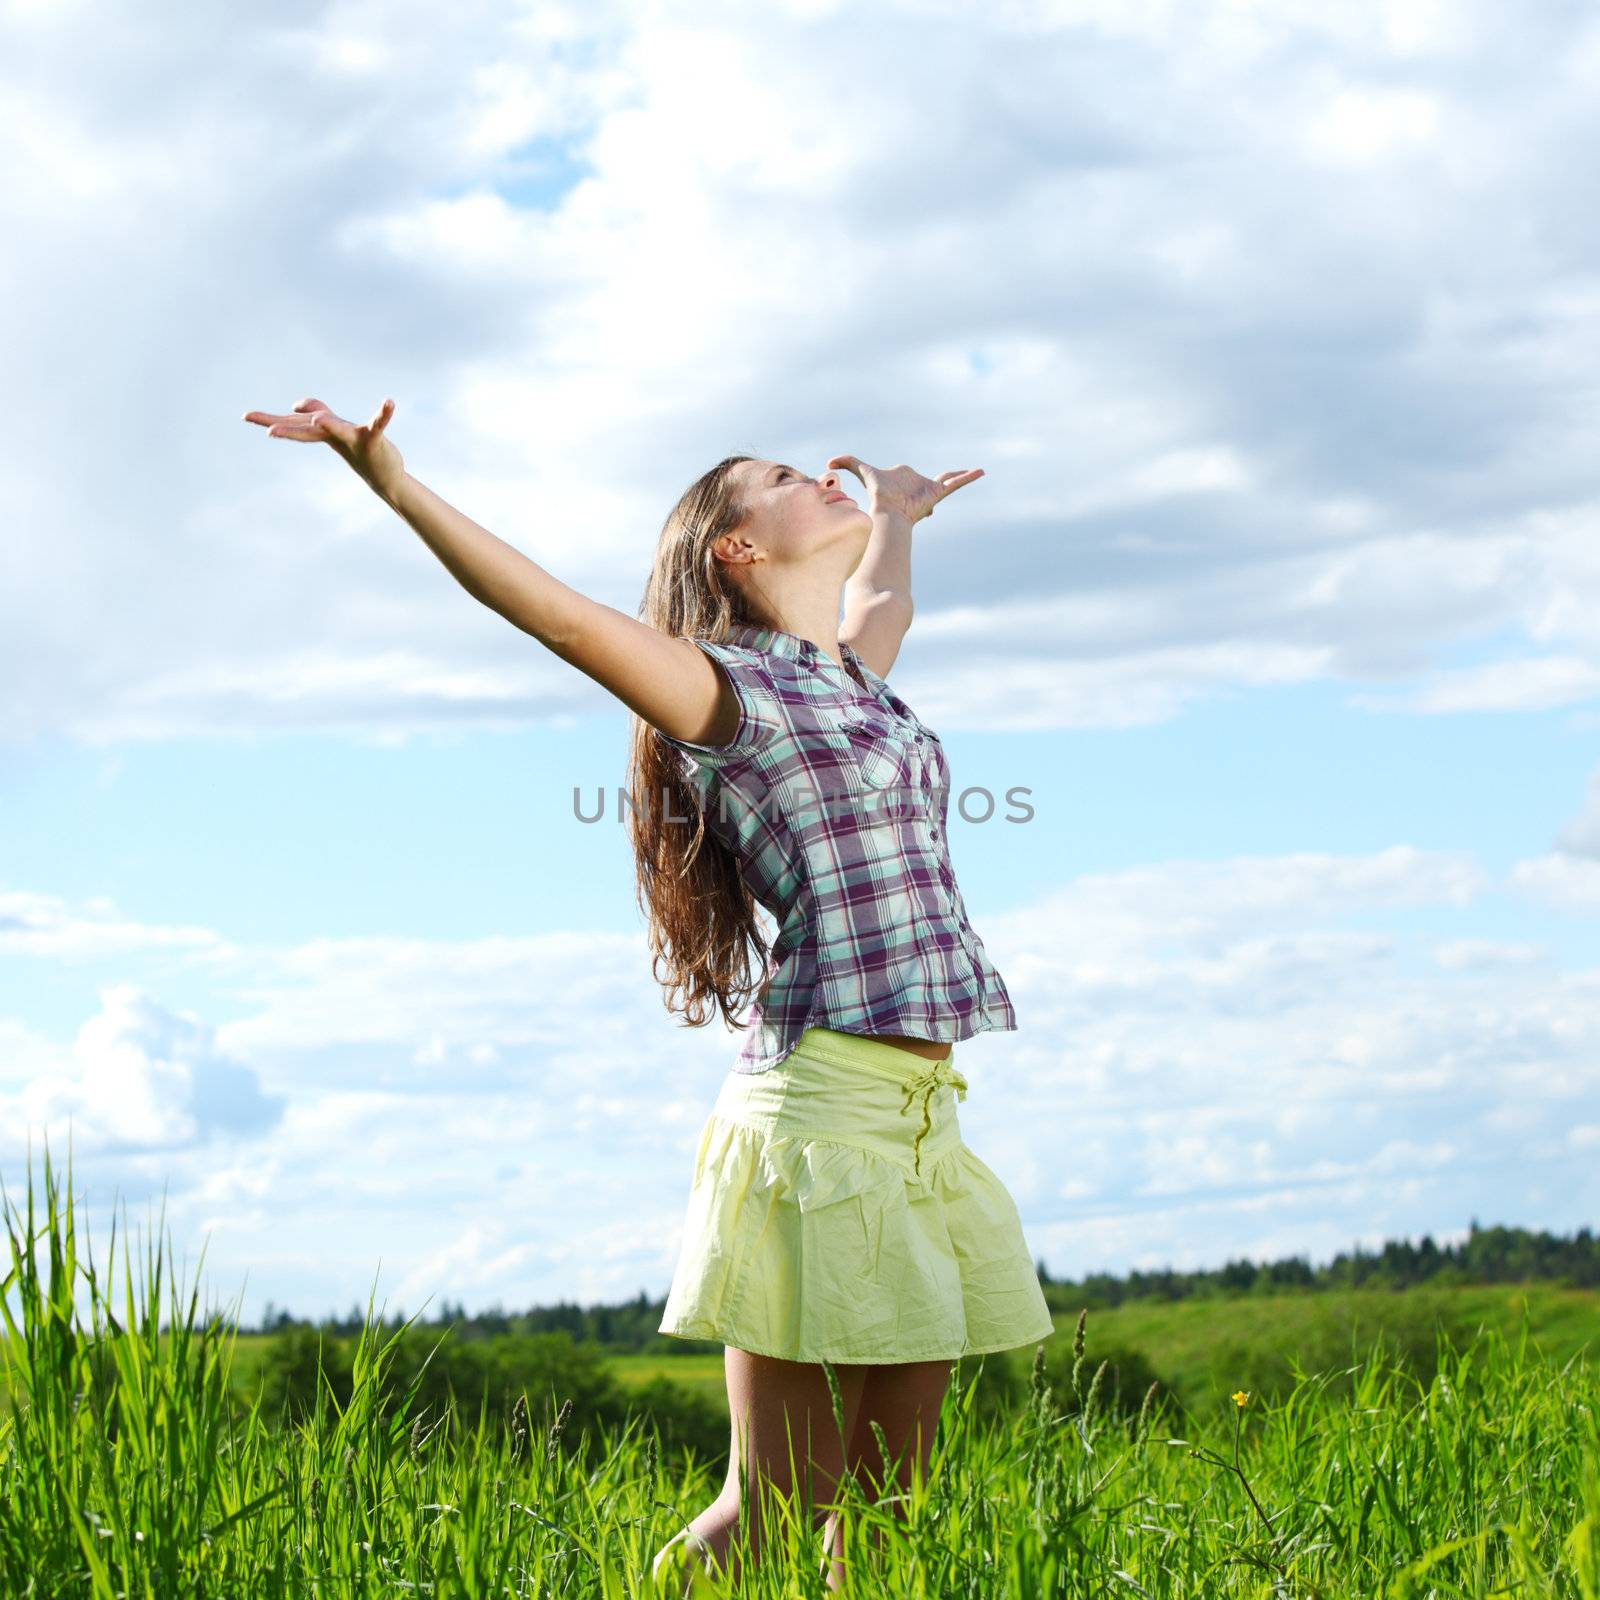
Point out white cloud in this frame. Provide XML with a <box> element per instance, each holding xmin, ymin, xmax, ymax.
<box><xmin>0</xmin><ymin>1</ymin><xmax>1597</xmax><ymax>743</ymax></box>
<box><xmin>1351</xmin><ymin>655</ymin><xmax>1600</xmax><ymax>715</ymax></box>
<box><xmin>0</xmin><ymin>889</ymin><xmax>231</xmax><ymax>962</ymax></box>
<box><xmin>1301</xmin><ymin>83</ymin><xmax>1442</xmax><ymax>167</ymax></box>
<box><xmin>1433</xmin><ymin>939</ymin><xmax>1545</xmax><ymax>970</ymax></box>
<box><xmin>1506</xmin><ymin>852</ymin><xmax>1600</xmax><ymax>912</ymax></box>
<box><xmin>0</xmin><ymin>985</ymin><xmax>284</xmax><ymax>1154</ymax></box>
<box><xmin>1553</xmin><ymin>770</ymin><xmax>1600</xmax><ymax>859</ymax></box>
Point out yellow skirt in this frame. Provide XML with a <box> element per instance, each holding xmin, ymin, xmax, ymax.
<box><xmin>658</xmin><ymin>1025</ymin><xmax>1055</xmax><ymax>1364</ymax></box>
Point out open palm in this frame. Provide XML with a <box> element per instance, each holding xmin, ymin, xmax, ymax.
<box><xmin>241</xmin><ymin>395</ymin><xmax>406</xmax><ymax>503</ymax></box>
<box><xmin>825</xmin><ymin>455</ymin><xmax>984</xmax><ymax>523</ymax></box>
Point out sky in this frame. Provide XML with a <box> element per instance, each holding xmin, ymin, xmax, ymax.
<box><xmin>3</xmin><ymin>0</ymin><xmax>1599</xmax><ymax>1329</ymax></box>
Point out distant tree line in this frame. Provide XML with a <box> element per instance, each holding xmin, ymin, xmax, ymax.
<box><xmin>1035</xmin><ymin>1219</ymin><xmax>1600</xmax><ymax>1312</ymax></box>
<box><xmin>249</xmin><ymin>1219</ymin><xmax>1597</xmax><ymax>1343</ymax></box>
<box><xmin>252</xmin><ymin>1288</ymin><xmax>680</xmax><ymax>1348</ymax></box>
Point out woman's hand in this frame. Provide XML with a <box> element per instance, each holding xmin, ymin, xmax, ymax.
<box><xmin>824</xmin><ymin>455</ymin><xmax>984</xmax><ymax>524</ymax></box>
<box><xmin>241</xmin><ymin>395</ymin><xmax>407</xmax><ymax>504</ymax></box>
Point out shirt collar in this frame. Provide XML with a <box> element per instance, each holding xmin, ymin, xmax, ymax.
<box><xmin>725</xmin><ymin>623</ymin><xmax>901</xmax><ymax>720</ymax></box>
<box><xmin>726</xmin><ymin>623</ymin><xmax>866</xmax><ymax>675</ymax></box>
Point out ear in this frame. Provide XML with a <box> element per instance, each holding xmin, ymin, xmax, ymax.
<box><xmin>710</xmin><ymin>531</ymin><xmax>761</xmax><ymax>566</ymax></box>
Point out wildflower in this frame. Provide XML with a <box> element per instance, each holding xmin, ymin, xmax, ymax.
<box><xmin>1182</xmin><ymin>1386</ymin><xmax>1284</xmax><ymax>1579</ymax></box>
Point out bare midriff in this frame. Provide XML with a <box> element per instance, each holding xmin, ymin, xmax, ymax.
<box><xmin>858</xmin><ymin>1030</ymin><xmax>954</xmax><ymax>1062</ymax></box>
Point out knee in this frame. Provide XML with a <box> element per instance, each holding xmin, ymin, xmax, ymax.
<box><xmin>703</xmin><ymin>1482</ymin><xmax>742</xmax><ymax>1533</ymax></box>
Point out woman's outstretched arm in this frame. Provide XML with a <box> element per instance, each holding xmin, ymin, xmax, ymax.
<box><xmin>241</xmin><ymin>395</ymin><xmax>745</xmax><ymax>751</ymax></box>
<box><xmin>382</xmin><ymin>471</ymin><xmax>750</xmax><ymax>747</ymax></box>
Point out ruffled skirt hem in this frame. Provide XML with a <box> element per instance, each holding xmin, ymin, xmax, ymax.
<box><xmin>658</xmin><ymin>1108</ymin><xmax>1055</xmax><ymax>1364</ymax></box>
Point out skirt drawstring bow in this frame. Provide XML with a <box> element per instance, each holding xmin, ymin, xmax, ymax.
<box><xmin>898</xmin><ymin>1058</ymin><xmax>968</xmax><ymax>1175</ymax></box>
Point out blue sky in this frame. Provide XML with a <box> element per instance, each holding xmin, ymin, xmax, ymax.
<box><xmin>3</xmin><ymin>0</ymin><xmax>1599</xmax><ymax>1327</ymax></box>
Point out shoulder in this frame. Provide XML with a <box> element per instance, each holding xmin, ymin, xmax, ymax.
<box><xmin>686</xmin><ymin>636</ymin><xmax>826</xmax><ymax>695</ymax></box>
<box><xmin>684</xmin><ymin>637</ymin><xmax>779</xmax><ymax>683</ymax></box>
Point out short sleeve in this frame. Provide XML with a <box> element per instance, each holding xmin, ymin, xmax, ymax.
<box><xmin>655</xmin><ymin>639</ymin><xmax>784</xmax><ymax>767</ymax></box>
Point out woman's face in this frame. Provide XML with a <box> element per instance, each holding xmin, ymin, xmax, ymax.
<box><xmin>715</xmin><ymin>458</ymin><xmax>871</xmax><ymax>575</ymax></box>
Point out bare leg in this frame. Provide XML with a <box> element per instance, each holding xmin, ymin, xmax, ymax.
<box><xmin>821</xmin><ymin>1358</ymin><xmax>956</xmax><ymax>1579</ymax></box>
<box><xmin>654</xmin><ymin>1345</ymin><xmax>868</xmax><ymax>1593</ymax></box>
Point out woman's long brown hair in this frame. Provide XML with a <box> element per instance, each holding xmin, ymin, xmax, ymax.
<box><xmin>629</xmin><ymin>454</ymin><xmax>782</xmax><ymax>1036</ymax></box>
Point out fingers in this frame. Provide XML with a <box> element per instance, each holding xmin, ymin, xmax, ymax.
<box><xmin>824</xmin><ymin>456</ymin><xmax>983</xmax><ymax>490</ymax></box>
<box><xmin>241</xmin><ymin>410</ymin><xmax>337</xmax><ymax>441</ymax></box>
<box><xmin>923</xmin><ymin>467</ymin><xmax>985</xmax><ymax>520</ymax></box>
<box><xmin>241</xmin><ymin>398</ymin><xmax>394</xmax><ymax>449</ymax></box>
<box><xmin>242</xmin><ymin>403</ymin><xmax>330</xmax><ymax>431</ymax></box>
<box><xmin>244</xmin><ymin>399</ymin><xmax>387</xmax><ymax>448</ymax></box>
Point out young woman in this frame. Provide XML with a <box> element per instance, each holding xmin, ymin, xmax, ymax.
<box><xmin>242</xmin><ymin>395</ymin><xmax>1054</xmax><ymax>1592</ymax></box>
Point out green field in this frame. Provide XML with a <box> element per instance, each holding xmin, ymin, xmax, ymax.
<box><xmin>3</xmin><ymin>1152</ymin><xmax>1597</xmax><ymax>1595</ymax></box>
<box><xmin>60</xmin><ymin>1278</ymin><xmax>1599</xmax><ymax>1429</ymax></box>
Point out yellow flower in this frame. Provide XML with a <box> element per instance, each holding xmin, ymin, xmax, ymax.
<box><xmin>1231</xmin><ymin>1390</ymin><xmax>1250</xmax><ymax>1407</ymax></box>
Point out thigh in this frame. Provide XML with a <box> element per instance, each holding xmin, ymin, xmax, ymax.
<box><xmin>846</xmin><ymin>1359</ymin><xmax>956</xmax><ymax>1497</ymax></box>
<box><xmin>724</xmin><ymin>1346</ymin><xmax>870</xmax><ymax>1506</ymax></box>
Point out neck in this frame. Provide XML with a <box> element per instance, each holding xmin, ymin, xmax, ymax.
<box><xmin>757</xmin><ymin>601</ymin><xmax>845</xmax><ymax>670</ymax></box>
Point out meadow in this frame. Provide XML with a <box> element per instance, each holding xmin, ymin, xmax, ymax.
<box><xmin>2</xmin><ymin>1149</ymin><xmax>1597</xmax><ymax>1597</ymax></box>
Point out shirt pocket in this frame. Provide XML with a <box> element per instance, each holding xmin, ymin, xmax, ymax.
<box><xmin>837</xmin><ymin>705</ymin><xmax>913</xmax><ymax>794</ymax></box>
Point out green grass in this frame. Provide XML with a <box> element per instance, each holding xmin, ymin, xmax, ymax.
<box><xmin>2</xmin><ymin>1143</ymin><xmax>1598</xmax><ymax>1597</ymax></box>
<box><xmin>19</xmin><ymin>1288</ymin><xmax>1594</xmax><ymax>1435</ymax></box>
<box><xmin>607</xmin><ymin>1351</ymin><xmax>728</xmax><ymax>1409</ymax></box>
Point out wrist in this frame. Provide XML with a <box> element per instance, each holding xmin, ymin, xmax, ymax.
<box><xmin>376</xmin><ymin>470</ymin><xmax>413</xmax><ymax>513</ymax></box>
<box><xmin>870</xmin><ymin>503</ymin><xmax>916</xmax><ymax>530</ymax></box>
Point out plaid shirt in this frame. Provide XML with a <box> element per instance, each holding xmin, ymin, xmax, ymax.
<box><xmin>656</xmin><ymin>623</ymin><xmax>1017</xmax><ymax>1072</ymax></box>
